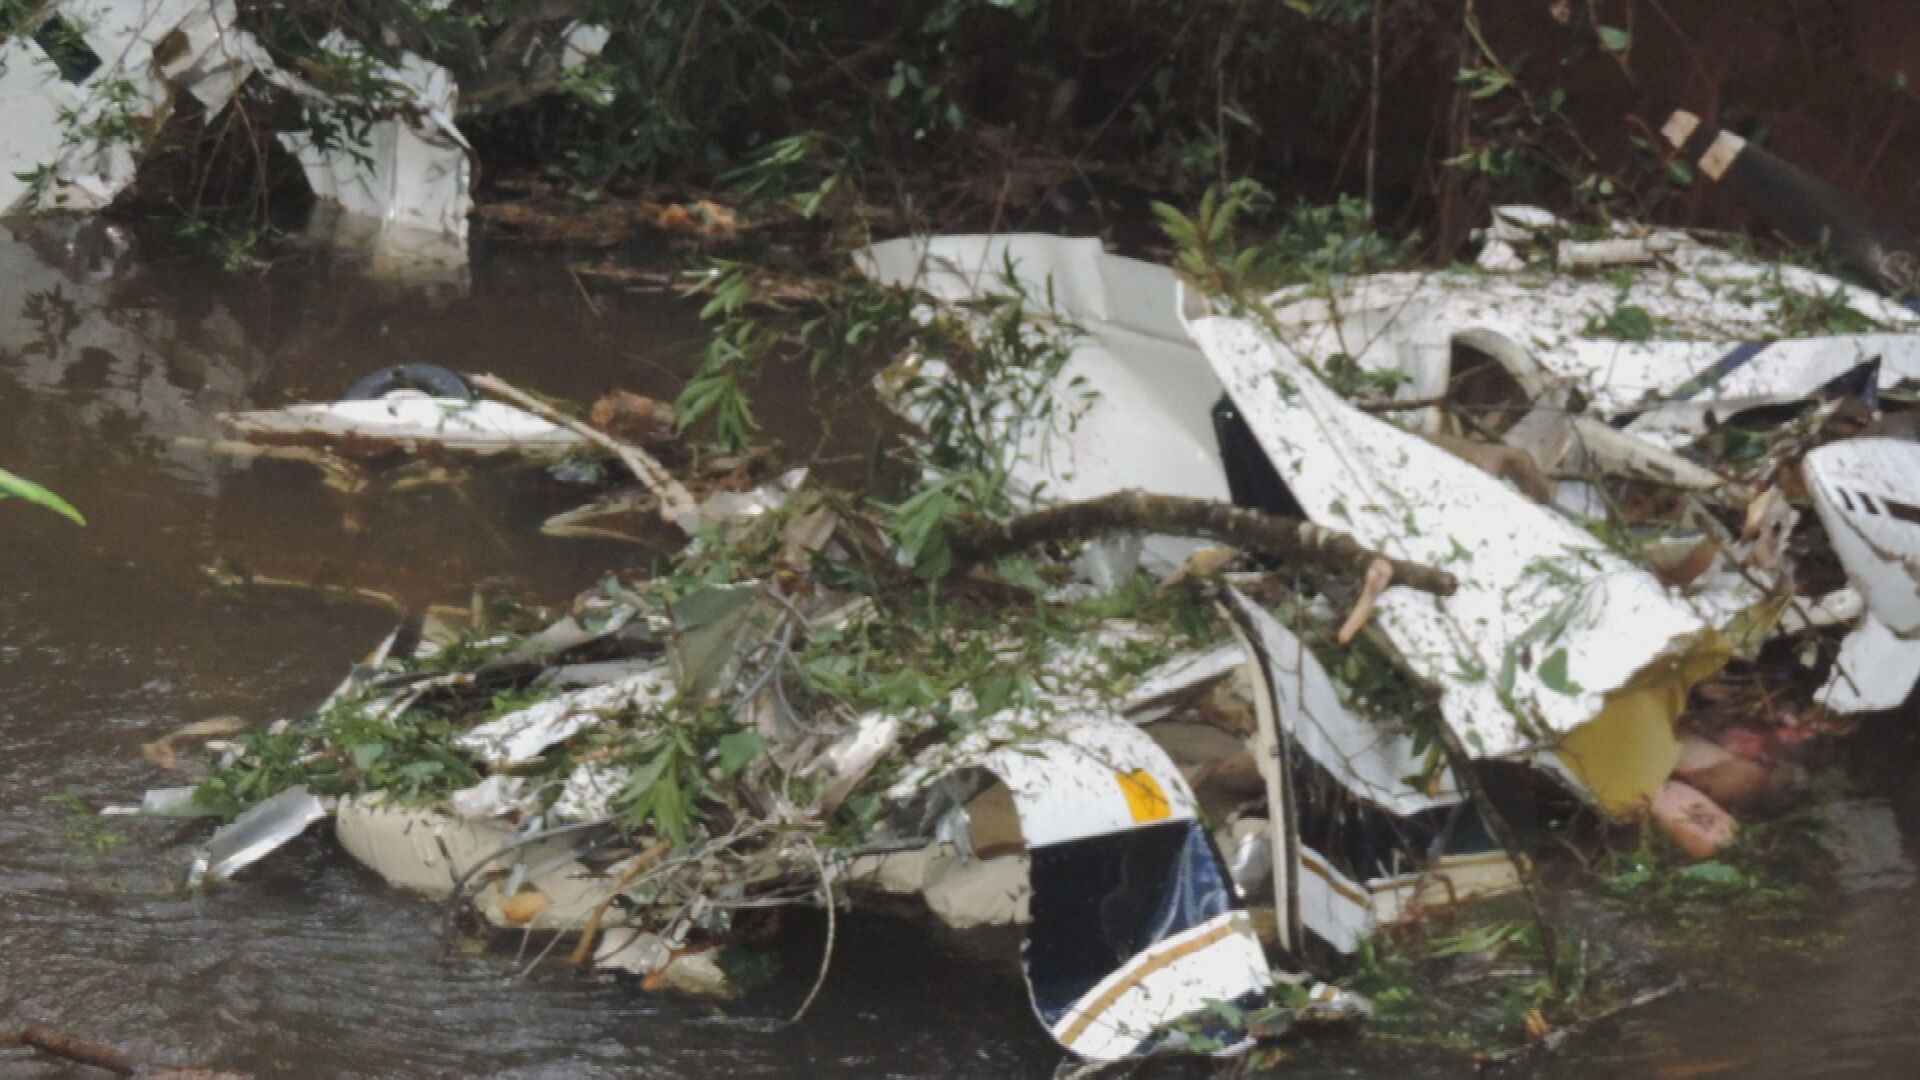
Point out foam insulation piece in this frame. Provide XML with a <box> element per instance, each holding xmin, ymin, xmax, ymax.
<box><xmin>334</xmin><ymin>796</ymin><xmax>632</xmax><ymax>931</ymax></box>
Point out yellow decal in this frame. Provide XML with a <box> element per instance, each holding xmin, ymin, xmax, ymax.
<box><xmin>1117</xmin><ymin>770</ymin><xmax>1171</xmax><ymax>823</ymax></box>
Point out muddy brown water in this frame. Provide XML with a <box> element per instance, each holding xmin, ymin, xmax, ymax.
<box><xmin>3</xmin><ymin>218</ymin><xmax>1920</xmax><ymax>1078</ymax></box>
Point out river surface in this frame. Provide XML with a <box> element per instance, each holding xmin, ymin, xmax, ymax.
<box><xmin>2</xmin><ymin>218</ymin><xmax>1918</xmax><ymax>1078</ymax></box>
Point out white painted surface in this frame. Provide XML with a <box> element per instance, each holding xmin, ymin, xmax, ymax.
<box><xmin>1186</xmin><ymin>308</ymin><xmax>1713</xmax><ymax>763</ymax></box>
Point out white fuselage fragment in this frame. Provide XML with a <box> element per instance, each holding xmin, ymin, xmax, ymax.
<box><xmin>274</xmin><ymin>33</ymin><xmax>474</xmax><ymax>244</ymax></box>
<box><xmin>885</xmin><ymin>712</ymin><xmax>1271</xmax><ymax>1062</ymax></box>
<box><xmin>1803</xmin><ymin>436</ymin><xmax>1920</xmax><ymax>712</ymax></box>
<box><xmin>219</xmin><ymin>392</ymin><xmax>591</xmax><ymax>458</ymax></box>
<box><xmin>1220</xmin><ymin>588</ymin><xmax>1518</xmax><ymax>955</ymax></box>
<box><xmin>0</xmin><ymin>0</ymin><xmax>269</xmax><ymax>213</ymax></box>
<box><xmin>1186</xmin><ymin>304</ymin><xmax>1726</xmax><ymax>816</ymax></box>
<box><xmin>859</xmin><ymin>234</ymin><xmax>1230</xmax><ymax>570</ymax></box>
<box><xmin>1269</xmin><ymin>210</ymin><xmax>1920</xmax><ymax>459</ymax></box>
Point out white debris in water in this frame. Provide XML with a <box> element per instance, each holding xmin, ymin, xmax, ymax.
<box><xmin>221</xmin><ymin>393</ymin><xmax>590</xmax><ymax>457</ymax></box>
<box><xmin>275</xmin><ymin>32</ymin><xmax>473</xmax><ymax>243</ymax></box>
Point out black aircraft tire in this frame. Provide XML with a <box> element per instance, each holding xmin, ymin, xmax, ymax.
<box><xmin>343</xmin><ymin>363</ymin><xmax>476</xmax><ymax>402</ymax></box>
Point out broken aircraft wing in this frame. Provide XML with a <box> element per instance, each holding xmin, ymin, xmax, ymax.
<box><xmin>1185</xmin><ymin>299</ymin><xmax>1730</xmax><ymax>817</ymax></box>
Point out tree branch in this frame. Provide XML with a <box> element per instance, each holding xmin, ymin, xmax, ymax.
<box><xmin>946</xmin><ymin>491</ymin><xmax>1458</xmax><ymax>596</ymax></box>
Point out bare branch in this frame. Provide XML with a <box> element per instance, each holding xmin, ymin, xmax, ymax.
<box><xmin>945</xmin><ymin>490</ymin><xmax>1459</xmax><ymax>596</ymax></box>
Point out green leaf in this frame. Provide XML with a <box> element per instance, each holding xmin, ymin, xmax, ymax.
<box><xmin>351</xmin><ymin>742</ymin><xmax>388</xmax><ymax>772</ymax></box>
<box><xmin>1597</xmin><ymin>25</ymin><xmax>1631</xmax><ymax>53</ymax></box>
<box><xmin>974</xmin><ymin>673</ymin><xmax>1016</xmax><ymax>717</ymax></box>
<box><xmin>1538</xmin><ymin>648</ymin><xmax>1583</xmax><ymax>695</ymax></box>
<box><xmin>993</xmin><ymin>556</ymin><xmax>1048</xmax><ymax>594</ymax></box>
<box><xmin>1599</xmin><ymin>303</ymin><xmax>1655</xmax><ymax>341</ymax></box>
<box><xmin>1677</xmin><ymin>860</ymin><xmax>1746</xmax><ymax>887</ymax></box>
<box><xmin>717</xmin><ymin>730</ymin><xmax>767</xmax><ymax>776</ymax></box>
<box><xmin>0</xmin><ymin>467</ymin><xmax>84</xmax><ymax>524</ymax></box>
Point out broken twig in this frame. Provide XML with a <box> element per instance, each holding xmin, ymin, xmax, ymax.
<box><xmin>785</xmin><ymin>839</ymin><xmax>837</xmax><ymax>1026</ymax></box>
<box><xmin>471</xmin><ymin>374</ymin><xmax>699</xmax><ymax>528</ymax></box>
<box><xmin>947</xmin><ymin>491</ymin><xmax>1458</xmax><ymax>596</ymax></box>
<box><xmin>570</xmin><ymin>839</ymin><xmax>673</xmax><ymax>965</ymax></box>
<box><xmin>4</xmin><ymin>1022</ymin><xmax>250</xmax><ymax>1078</ymax></box>
<box><xmin>1337</xmin><ymin>558</ymin><xmax>1395</xmax><ymax>644</ymax></box>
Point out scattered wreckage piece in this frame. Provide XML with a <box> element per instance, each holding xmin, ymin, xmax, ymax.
<box><xmin>272</xmin><ymin>32</ymin><xmax>473</xmax><ymax>244</ymax></box>
<box><xmin>860</xmin><ymin>234</ymin><xmax>1232</xmax><ymax>572</ymax></box>
<box><xmin>1802</xmin><ymin>436</ymin><xmax>1920</xmax><ymax>713</ymax></box>
<box><xmin>1263</xmin><ymin>207</ymin><xmax>1920</xmax><ymax>495</ymax></box>
<box><xmin>885</xmin><ymin>713</ymin><xmax>1272</xmax><ymax>1062</ymax></box>
<box><xmin>454</xmin><ymin>666</ymin><xmax>675</xmax><ymax>766</ymax></box>
<box><xmin>0</xmin><ymin>2</ymin><xmax>477</xmax><ymax>283</ymax></box>
<box><xmin>188</xmin><ymin>786</ymin><xmax>330</xmax><ymax>887</ymax></box>
<box><xmin>1219</xmin><ymin>589</ymin><xmax>1519</xmax><ymax>956</ymax></box>
<box><xmin>219</xmin><ymin>389</ymin><xmax>590</xmax><ymax>458</ymax></box>
<box><xmin>0</xmin><ymin>0</ymin><xmax>266</xmax><ymax>213</ymax></box>
<box><xmin>334</xmin><ymin>797</ymin><xmax>634</xmax><ymax>932</ymax></box>
<box><xmin>1186</xmin><ymin>298</ymin><xmax>1731</xmax><ymax>817</ymax></box>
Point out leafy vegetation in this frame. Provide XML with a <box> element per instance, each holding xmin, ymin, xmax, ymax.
<box><xmin>1597</xmin><ymin>814</ymin><xmax>1836</xmax><ymax>963</ymax></box>
<box><xmin>0</xmin><ymin>468</ymin><xmax>83</xmax><ymax>525</ymax></box>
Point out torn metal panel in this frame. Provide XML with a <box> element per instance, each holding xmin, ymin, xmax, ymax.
<box><xmin>1261</xmin><ymin>208</ymin><xmax>1920</xmax><ymax>460</ymax></box>
<box><xmin>888</xmin><ymin>714</ymin><xmax>1270</xmax><ymax>1061</ymax></box>
<box><xmin>0</xmin><ymin>0</ymin><xmax>268</xmax><ymax>213</ymax></box>
<box><xmin>219</xmin><ymin>391</ymin><xmax>591</xmax><ymax>457</ymax></box>
<box><xmin>0</xmin><ymin>40</ymin><xmax>89</xmax><ymax>214</ymax></box>
<box><xmin>59</xmin><ymin>0</ymin><xmax>264</xmax><ymax>111</ymax></box>
<box><xmin>859</xmin><ymin>234</ymin><xmax>1229</xmax><ymax>570</ymax></box>
<box><xmin>275</xmin><ymin>33</ymin><xmax>473</xmax><ymax>243</ymax></box>
<box><xmin>1803</xmin><ymin>436</ymin><xmax>1920</xmax><ymax>712</ymax></box>
<box><xmin>1120</xmin><ymin>641</ymin><xmax>1245</xmax><ymax>720</ymax></box>
<box><xmin>1220</xmin><ymin>589</ymin><xmax>1518</xmax><ymax>954</ymax></box>
<box><xmin>1186</xmin><ymin>303</ymin><xmax>1730</xmax><ymax>816</ymax></box>
<box><xmin>1030</xmin><ymin>825</ymin><xmax>1266</xmax><ymax>1061</ymax></box>
<box><xmin>188</xmin><ymin>785</ymin><xmax>330</xmax><ymax>886</ymax></box>
<box><xmin>455</xmin><ymin>664</ymin><xmax>675</xmax><ymax>766</ymax></box>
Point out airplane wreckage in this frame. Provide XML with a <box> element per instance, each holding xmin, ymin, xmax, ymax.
<box><xmin>0</xmin><ymin>0</ymin><xmax>609</xmax><ymax>284</ymax></box>
<box><xmin>80</xmin><ymin>113</ymin><xmax>1920</xmax><ymax>1066</ymax></box>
